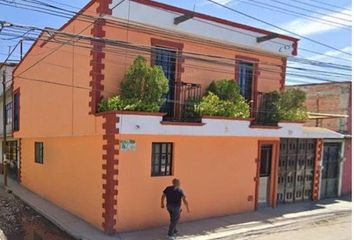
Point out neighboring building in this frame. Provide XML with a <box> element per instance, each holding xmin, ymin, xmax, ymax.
<box><xmin>10</xmin><ymin>0</ymin><xmax>343</xmax><ymax>235</ymax></box>
<box><xmin>287</xmin><ymin>82</ymin><xmax>352</xmax><ymax>197</ymax></box>
<box><xmin>0</xmin><ymin>62</ymin><xmax>19</xmax><ymax>180</ymax></box>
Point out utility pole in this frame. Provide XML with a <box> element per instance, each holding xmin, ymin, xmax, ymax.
<box><xmin>2</xmin><ymin>70</ymin><xmax>7</xmax><ymax>187</ymax></box>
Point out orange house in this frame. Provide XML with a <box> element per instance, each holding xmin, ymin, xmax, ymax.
<box><xmin>11</xmin><ymin>0</ymin><xmax>344</xmax><ymax>235</ymax></box>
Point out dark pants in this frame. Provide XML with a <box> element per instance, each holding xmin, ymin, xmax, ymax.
<box><xmin>167</xmin><ymin>205</ymin><xmax>181</xmax><ymax>236</ymax></box>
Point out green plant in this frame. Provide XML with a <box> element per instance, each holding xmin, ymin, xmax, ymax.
<box><xmin>196</xmin><ymin>92</ymin><xmax>250</xmax><ymax>118</ymax></box>
<box><xmin>121</xmin><ymin>56</ymin><xmax>169</xmax><ymax>105</ymax></box>
<box><xmin>256</xmin><ymin>89</ymin><xmax>308</xmax><ymax>122</ymax></box>
<box><xmin>98</xmin><ymin>56</ymin><xmax>169</xmax><ymax>113</ymax></box>
<box><xmin>206</xmin><ymin>79</ymin><xmax>242</xmax><ymax>102</ymax></box>
<box><xmin>278</xmin><ymin>89</ymin><xmax>308</xmax><ymax>120</ymax></box>
<box><xmin>98</xmin><ymin>96</ymin><xmax>161</xmax><ymax>112</ymax></box>
<box><xmin>256</xmin><ymin>91</ymin><xmax>281</xmax><ymax>124</ymax></box>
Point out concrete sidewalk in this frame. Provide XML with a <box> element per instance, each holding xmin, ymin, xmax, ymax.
<box><xmin>1</xmin><ymin>177</ymin><xmax>351</xmax><ymax>240</ymax></box>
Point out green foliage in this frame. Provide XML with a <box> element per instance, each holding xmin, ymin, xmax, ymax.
<box><xmin>121</xmin><ymin>56</ymin><xmax>168</xmax><ymax>105</ymax></box>
<box><xmin>206</xmin><ymin>79</ymin><xmax>242</xmax><ymax>102</ymax></box>
<box><xmin>196</xmin><ymin>92</ymin><xmax>250</xmax><ymax>118</ymax></box>
<box><xmin>278</xmin><ymin>88</ymin><xmax>308</xmax><ymax>121</ymax></box>
<box><xmin>98</xmin><ymin>56</ymin><xmax>169</xmax><ymax>113</ymax></box>
<box><xmin>257</xmin><ymin>89</ymin><xmax>308</xmax><ymax>122</ymax></box>
<box><xmin>256</xmin><ymin>91</ymin><xmax>281</xmax><ymax>124</ymax></box>
<box><xmin>98</xmin><ymin>96</ymin><xmax>160</xmax><ymax>112</ymax></box>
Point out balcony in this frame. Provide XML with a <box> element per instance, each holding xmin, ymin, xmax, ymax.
<box><xmin>161</xmin><ymin>82</ymin><xmax>202</xmax><ymax>123</ymax></box>
<box><xmin>252</xmin><ymin>92</ymin><xmax>280</xmax><ymax>127</ymax></box>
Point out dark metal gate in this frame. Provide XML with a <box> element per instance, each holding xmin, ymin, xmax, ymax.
<box><xmin>320</xmin><ymin>143</ymin><xmax>341</xmax><ymax>198</ymax></box>
<box><xmin>277</xmin><ymin>139</ymin><xmax>316</xmax><ymax>203</ymax></box>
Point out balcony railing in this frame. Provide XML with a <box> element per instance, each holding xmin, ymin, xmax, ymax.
<box><xmin>253</xmin><ymin>92</ymin><xmax>280</xmax><ymax>126</ymax></box>
<box><xmin>161</xmin><ymin>82</ymin><xmax>202</xmax><ymax>122</ymax></box>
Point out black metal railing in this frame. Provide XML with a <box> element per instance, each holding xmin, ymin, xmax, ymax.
<box><xmin>161</xmin><ymin>82</ymin><xmax>202</xmax><ymax>122</ymax></box>
<box><xmin>252</xmin><ymin>91</ymin><xmax>280</xmax><ymax>126</ymax></box>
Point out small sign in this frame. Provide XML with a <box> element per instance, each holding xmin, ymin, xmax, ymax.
<box><xmin>120</xmin><ymin>140</ymin><xmax>136</xmax><ymax>151</ymax></box>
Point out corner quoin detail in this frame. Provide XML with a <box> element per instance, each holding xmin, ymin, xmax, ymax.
<box><xmin>102</xmin><ymin>113</ymin><xmax>119</xmax><ymax>234</ymax></box>
<box><xmin>89</xmin><ymin>0</ymin><xmax>113</xmax><ymax>114</ymax></box>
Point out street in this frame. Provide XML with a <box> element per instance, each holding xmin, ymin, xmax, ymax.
<box><xmin>0</xmin><ymin>186</ymin><xmax>74</xmax><ymax>240</ymax></box>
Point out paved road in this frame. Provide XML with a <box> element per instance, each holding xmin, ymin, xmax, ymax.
<box><xmin>224</xmin><ymin>212</ymin><xmax>351</xmax><ymax>240</ymax></box>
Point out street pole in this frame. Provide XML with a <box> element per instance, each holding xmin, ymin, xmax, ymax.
<box><xmin>2</xmin><ymin>70</ymin><xmax>7</xmax><ymax>187</ymax></box>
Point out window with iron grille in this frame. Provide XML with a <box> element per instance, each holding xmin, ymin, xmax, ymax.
<box><xmin>34</xmin><ymin>142</ymin><xmax>44</xmax><ymax>164</ymax></box>
<box><xmin>13</xmin><ymin>92</ymin><xmax>20</xmax><ymax>131</ymax></box>
<box><xmin>5</xmin><ymin>102</ymin><xmax>12</xmax><ymax>125</ymax></box>
<box><xmin>238</xmin><ymin>61</ymin><xmax>254</xmax><ymax>102</ymax></box>
<box><xmin>151</xmin><ymin>143</ymin><xmax>173</xmax><ymax>176</ymax></box>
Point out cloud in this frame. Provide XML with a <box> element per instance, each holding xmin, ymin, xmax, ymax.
<box><xmin>281</xmin><ymin>9</ymin><xmax>352</xmax><ymax>36</ymax></box>
<box><xmin>307</xmin><ymin>46</ymin><xmax>352</xmax><ymax>61</ymax></box>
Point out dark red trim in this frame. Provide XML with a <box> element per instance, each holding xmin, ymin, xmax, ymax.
<box><xmin>151</xmin><ymin>38</ymin><xmax>184</xmax><ymax>117</ymax></box>
<box><xmin>150</xmin><ymin>38</ymin><xmax>184</xmax><ymax>82</ymax></box>
<box><xmin>95</xmin><ymin>110</ymin><xmax>166</xmax><ymax>117</ymax></box>
<box><xmin>312</xmin><ymin>139</ymin><xmax>323</xmax><ymax>201</ymax></box>
<box><xmin>160</xmin><ymin>121</ymin><xmax>205</xmax><ymax>126</ymax></box>
<box><xmin>235</xmin><ymin>55</ymin><xmax>260</xmax><ymax>117</ymax></box>
<box><xmin>249</xmin><ymin>125</ymin><xmax>281</xmax><ymax>129</ymax></box>
<box><xmin>102</xmin><ymin>113</ymin><xmax>119</xmax><ymax>234</ymax></box>
<box><xmin>89</xmin><ymin>0</ymin><xmax>112</xmax><ymax>114</ymax></box>
<box><xmin>280</xmin><ymin>57</ymin><xmax>287</xmax><ymax>91</ymax></box>
<box><xmin>279</xmin><ymin>120</ymin><xmax>306</xmax><ymax>124</ymax></box>
<box><xmin>133</xmin><ymin>0</ymin><xmax>299</xmax><ymax>43</ymax></box>
<box><xmin>202</xmin><ymin>115</ymin><xmax>254</xmax><ymax>121</ymax></box>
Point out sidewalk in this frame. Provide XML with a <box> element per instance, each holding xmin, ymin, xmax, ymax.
<box><xmin>1</xmin><ymin>177</ymin><xmax>351</xmax><ymax>240</ymax></box>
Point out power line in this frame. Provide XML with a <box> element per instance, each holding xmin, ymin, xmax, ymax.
<box><xmin>267</xmin><ymin>0</ymin><xmax>351</xmax><ymax>23</ymax></box>
<box><xmin>206</xmin><ymin>0</ymin><xmax>352</xmax><ymax>56</ymax></box>
<box><xmin>307</xmin><ymin>0</ymin><xmax>352</xmax><ymax>12</ymax></box>
<box><xmin>3</xmin><ymin>0</ymin><xmax>352</xmax><ymax>66</ymax></box>
<box><xmin>246</xmin><ymin>0</ymin><xmax>351</xmax><ymax>28</ymax></box>
<box><xmin>289</xmin><ymin>0</ymin><xmax>352</xmax><ymax>16</ymax></box>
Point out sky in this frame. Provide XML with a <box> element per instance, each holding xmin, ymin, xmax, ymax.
<box><xmin>0</xmin><ymin>0</ymin><xmax>352</xmax><ymax>84</ymax></box>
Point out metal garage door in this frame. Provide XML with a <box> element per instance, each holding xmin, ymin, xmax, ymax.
<box><xmin>277</xmin><ymin>139</ymin><xmax>316</xmax><ymax>203</ymax></box>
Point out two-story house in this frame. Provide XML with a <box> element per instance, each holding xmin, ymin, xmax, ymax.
<box><xmin>11</xmin><ymin>0</ymin><xmax>344</xmax><ymax>235</ymax></box>
<box><xmin>0</xmin><ymin>62</ymin><xmax>19</xmax><ymax>180</ymax></box>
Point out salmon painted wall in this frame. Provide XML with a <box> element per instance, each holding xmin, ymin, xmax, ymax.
<box><xmin>13</xmin><ymin>2</ymin><xmax>102</xmax><ymax>138</ymax></box>
<box><xmin>102</xmin><ymin>23</ymin><xmax>285</xmax><ymax>100</ymax></box>
<box><xmin>20</xmin><ymin>135</ymin><xmax>104</xmax><ymax>229</ymax></box>
<box><xmin>115</xmin><ymin>135</ymin><xmax>276</xmax><ymax>231</ymax></box>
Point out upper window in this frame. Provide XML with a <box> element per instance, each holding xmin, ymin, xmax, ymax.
<box><xmin>151</xmin><ymin>143</ymin><xmax>173</xmax><ymax>176</ymax></box>
<box><xmin>13</xmin><ymin>91</ymin><xmax>20</xmax><ymax>131</ymax></box>
<box><xmin>35</xmin><ymin>142</ymin><xmax>44</xmax><ymax>164</ymax></box>
<box><xmin>238</xmin><ymin>61</ymin><xmax>254</xmax><ymax>102</ymax></box>
<box><xmin>5</xmin><ymin>102</ymin><xmax>12</xmax><ymax>125</ymax></box>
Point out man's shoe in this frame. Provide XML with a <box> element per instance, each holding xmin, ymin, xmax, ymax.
<box><xmin>173</xmin><ymin>230</ymin><xmax>179</xmax><ymax>236</ymax></box>
<box><xmin>167</xmin><ymin>235</ymin><xmax>176</xmax><ymax>240</ymax></box>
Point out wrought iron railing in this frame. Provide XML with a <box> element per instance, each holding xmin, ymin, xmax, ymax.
<box><xmin>253</xmin><ymin>91</ymin><xmax>280</xmax><ymax>126</ymax></box>
<box><xmin>161</xmin><ymin>82</ymin><xmax>202</xmax><ymax>122</ymax></box>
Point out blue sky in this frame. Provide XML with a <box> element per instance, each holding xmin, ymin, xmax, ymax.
<box><xmin>0</xmin><ymin>0</ymin><xmax>351</xmax><ymax>84</ymax></box>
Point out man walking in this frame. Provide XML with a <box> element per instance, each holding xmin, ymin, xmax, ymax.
<box><xmin>161</xmin><ymin>178</ymin><xmax>190</xmax><ymax>239</ymax></box>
